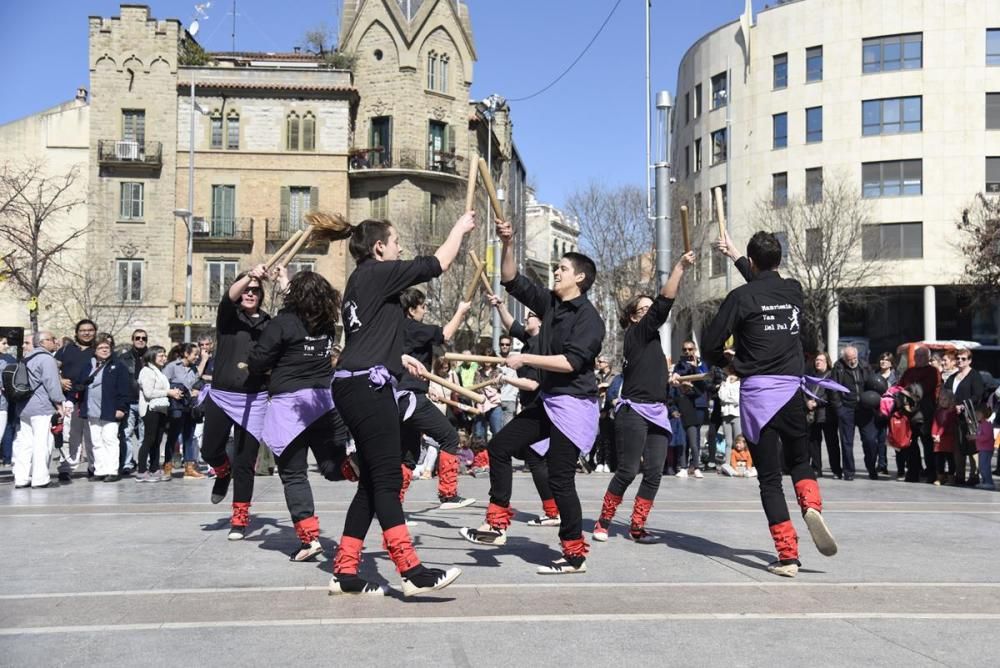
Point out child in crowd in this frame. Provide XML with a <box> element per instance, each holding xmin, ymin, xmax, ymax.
<box><xmin>716</xmin><ymin>366</ymin><xmax>741</xmax><ymax>465</ymax></box>
<box><xmin>720</xmin><ymin>435</ymin><xmax>756</xmax><ymax>477</ymax></box>
<box><xmin>975</xmin><ymin>405</ymin><xmax>996</xmax><ymax>490</ymax></box>
<box><xmin>931</xmin><ymin>389</ymin><xmax>957</xmax><ymax>486</ymax></box>
<box><xmin>457</xmin><ymin>429</ymin><xmax>475</xmax><ymax>473</ymax></box>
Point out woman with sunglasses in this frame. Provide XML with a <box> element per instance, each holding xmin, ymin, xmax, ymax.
<box><xmin>200</xmin><ymin>266</ymin><xmax>272</xmax><ymax>540</ymax></box>
<box><xmin>945</xmin><ymin>348</ymin><xmax>984</xmax><ymax>486</ymax></box>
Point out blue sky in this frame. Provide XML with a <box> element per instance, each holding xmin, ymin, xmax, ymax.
<box><xmin>0</xmin><ymin>0</ymin><xmax>765</xmax><ymax>208</ymax></box>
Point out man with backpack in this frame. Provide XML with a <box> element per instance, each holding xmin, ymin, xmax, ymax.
<box><xmin>11</xmin><ymin>331</ymin><xmax>66</xmax><ymax>488</ymax></box>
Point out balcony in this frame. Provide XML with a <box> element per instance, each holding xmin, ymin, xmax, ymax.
<box><xmin>97</xmin><ymin>140</ymin><xmax>162</xmax><ymax>168</ymax></box>
<box><xmin>349</xmin><ymin>146</ymin><xmax>465</xmax><ymax>179</ymax></box>
<box><xmin>265</xmin><ymin>217</ymin><xmax>329</xmax><ymax>252</ymax></box>
<box><xmin>172</xmin><ymin>302</ymin><xmax>217</xmax><ymax>324</ymax></box>
<box><xmin>193</xmin><ymin>217</ymin><xmax>254</xmax><ymax>247</ymax></box>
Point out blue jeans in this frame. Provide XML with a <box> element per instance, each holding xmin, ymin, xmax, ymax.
<box><xmin>474</xmin><ymin>407</ymin><xmax>503</xmax><ymax>441</ymax></box>
<box><xmin>167</xmin><ymin>413</ymin><xmax>196</xmax><ymax>463</ymax></box>
<box><xmin>979</xmin><ymin>451</ymin><xmax>995</xmax><ymax>488</ymax></box>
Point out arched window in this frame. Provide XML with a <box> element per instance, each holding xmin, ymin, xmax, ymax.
<box><xmin>210</xmin><ymin>109</ymin><xmax>223</xmax><ymax>149</ymax></box>
<box><xmin>439</xmin><ymin>54</ymin><xmax>449</xmax><ymax>93</ymax></box>
<box><xmin>427</xmin><ymin>51</ymin><xmax>437</xmax><ymax>90</ymax></box>
<box><xmin>286</xmin><ymin>112</ymin><xmax>300</xmax><ymax>151</ymax></box>
<box><xmin>302</xmin><ymin>112</ymin><xmax>316</xmax><ymax>151</ymax></box>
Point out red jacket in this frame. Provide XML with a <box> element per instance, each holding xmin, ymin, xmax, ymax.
<box><xmin>931</xmin><ymin>408</ymin><xmax>957</xmax><ymax>453</ymax></box>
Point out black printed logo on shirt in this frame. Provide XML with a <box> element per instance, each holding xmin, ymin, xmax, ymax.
<box><xmin>761</xmin><ymin>303</ymin><xmax>800</xmax><ymax>336</ymax></box>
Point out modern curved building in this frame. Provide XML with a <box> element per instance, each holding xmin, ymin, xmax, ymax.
<box><xmin>671</xmin><ymin>0</ymin><xmax>1000</xmax><ymax>356</ymax></box>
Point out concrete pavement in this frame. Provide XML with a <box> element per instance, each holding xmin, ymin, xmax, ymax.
<box><xmin>1</xmin><ymin>464</ymin><xmax>998</xmax><ymax>667</ymax></box>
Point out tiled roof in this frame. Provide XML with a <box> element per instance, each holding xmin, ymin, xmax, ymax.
<box><xmin>177</xmin><ymin>81</ymin><xmax>357</xmax><ymax>95</ymax></box>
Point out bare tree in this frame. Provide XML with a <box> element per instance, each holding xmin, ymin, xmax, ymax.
<box><xmin>0</xmin><ymin>162</ymin><xmax>88</xmax><ymax>334</ymax></box>
<box><xmin>752</xmin><ymin>174</ymin><xmax>883</xmax><ymax>352</ymax></box>
<box><xmin>957</xmin><ymin>193</ymin><xmax>1000</xmax><ymax>306</ymax></box>
<box><xmin>568</xmin><ymin>183</ymin><xmax>655</xmax><ymax>361</ymax></box>
<box><xmin>48</xmin><ymin>262</ymin><xmax>143</xmax><ymax>342</ymax></box>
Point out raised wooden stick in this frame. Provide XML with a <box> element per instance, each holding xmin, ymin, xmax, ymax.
<box><xmin>477</xmin><ymin>158</ymin><xmax>504</xmax><ymax>220</ymax></box>
<box><xmin>443</xmin><ymin>352</ymin><xmax>506</xmax><ymax>365</ymax></box>
<box><xmin>713</xmin><ymin>187</ymin><xmax>726</xmax><ymax>239</ymax></box>
<box><xmin>465</xmin><ymin>158</ymin><xmax>478</xmax><ymax>211</ymax></box>
<box><xmin>421</xmin><ymin>371</ymin><xmax>486</xmax><ymax>404</ymax></box>
<box><xmin>463</xmin><ymin>256</ymin><xmax>487</xmax><ymax>302</ymax></box>
<box><xmin>265</xmin><ymin>229</ymin><xmax>303</xmax><ymax>269</ymax></box>
<box><xmin>437</xmin><ymin>396</ymin><xmax>482</xmax><ymax>416</ymax></box>
<box><xmin>676</xmin><ymin>373</ymin><xmax>708</xmax><ymax>383</ymax></box>
<box><xmin>467</xmin><ymin>378</ymin><xmax>499</xmax><ymax>392</ymax></box>
<box><xmin>680</xmin><ymin>205</ymin><xmax>691</xmax><ymax>253</ymax></box>
<box><xmin>469</xmin><ymin>250</ymin><xmax>494</xmax><ymax>296</ymax></box>
<box><xmin>283</xmin><ymin>226</ymin><xmax>315</xmax><ymax>263</ymax></box>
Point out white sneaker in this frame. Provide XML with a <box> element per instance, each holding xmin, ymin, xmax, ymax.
<box><xmin>692</xmin><ymin>468</ymin><xmax>704</xmax><ymax>479</ymax></box>
<box><xmin>592</xmin><ymin>519</ymin><xmax>609</xmax><ymax>542</ymax></box>
<box><xmin>537</xmin><ymin>557</ymin><xmax>587</xmax><ymax>575</ymax></box>
<box><xmin>675</xmin><ymin>468</ymin><xmax>688</xmax><ymax>478</ymax></box>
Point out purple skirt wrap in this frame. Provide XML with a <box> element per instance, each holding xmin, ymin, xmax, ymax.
<box><xmin>614</xmin><ymin>398</ymin><xmax>672</xmax><ymax>435</ymax></box>
<box><xmin>530</xmin><ymin>393</ymin><xmax>600</xmax><ymax>456</ymax></box>
<box><xmin>262</xmin><ymin>388</ymin><xmax>335</xmax><ymax>457</ymax></box>
<box><xmin>202</xmin><ymin>387</ymin><xmax>268</xmax><ymax>443</ymax></box>
<box><xmin>740</xmin><ymin>374</ymin><xmax>848</xmax><ymax>444</ymax></box>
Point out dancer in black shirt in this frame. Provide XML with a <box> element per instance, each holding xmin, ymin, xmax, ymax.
<box><xmin>593</xmin><ymin>252</ymin><xmax>694</xmax><ymax>544</ymax></box>
<box><xmin>318</xmin><ymin>210</ymin><xmax>475</xmax><ymax>597</ymax></box>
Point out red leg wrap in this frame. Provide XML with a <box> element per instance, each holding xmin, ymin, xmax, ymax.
<box><xmin>541</xmin><ymin>498</ymin><xmax>559</xmax><ymax>519</ymax></box>
<box><xmin>599</xmin><ymin>491</ymin><xmax>624</xmax><ymax>523</ymax></box>
<box><xmin>630</xmin><ymin>496</ymin><xmax>654</xmax><ymax>530</ymax></box>
<box><xmin>294</xmin><ymin>515</ymin><xmax>319</xmax><ymax>543</ymax></box>
<box><xmin>472</xmin><ymin>450</ymin><xmax>490</xmax><ymax>468</ymax></box>
<box><xmin>399</xmin><ymin>464</ymin><xmax>413</xmax><ymax>503</ymax></box>
<box><xmin>214</xmin><ymin>458</ymin><xmax>231</xmax><ymax>479</ymax></box>
<box><xmin>486</xmin><ymin>502</ymin><xmax>515</xmax><ymax>530</ymax></box>
<box><xmin>383</xmin><ymin>524</ymin><xmax>422</xmax><ymax>574</ymax></box>
<box><xmin>794</xmin><ymin>479</ymin><xmax>823</xmax><ymax>513</ymax></box>
<box><xmin>333</xmin><ymin>535</ymin><xmax>363</xmax><ymax>575</ymax></box>
<box><xmin>437</xmin><ymin>450</ymin><xmax>459</xmax><ymax>498</ymax></box>
<box><xmin>230</xmin><ymin>502</ymin><xmax>250</xmax><ymax>528</ymax></box>
<box><xmin>561</xmin><ymin>537</ymin><xmax>590</xmax><ymax>558</ymax></box>
<box><xmin>769</xmin><ymin>520</ymin><xmax>799</xmax><ymax>561</ymax></box>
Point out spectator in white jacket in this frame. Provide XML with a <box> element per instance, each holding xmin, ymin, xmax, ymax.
<box><xmin>12</xmin><ymin>331</ymin><xmax>66</xmax><ymax>488</ymax></box>
<box><xmin>135</xmin><ymin>346</ymin><xmax>182</xmax><ymax>482</ymax></box>
<box><xmin>717</xmin><ymin>366</ymin><xmax>742</xmax><ymax>469</ymax></box>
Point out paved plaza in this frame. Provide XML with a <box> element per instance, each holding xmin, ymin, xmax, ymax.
<box><xmin>2</xmin><ymin>464</ymin><xmax>999</xmax><ymax>667</ymax></box>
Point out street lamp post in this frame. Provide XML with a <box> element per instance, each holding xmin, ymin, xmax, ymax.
<box><xmin>172</xmin><ymin>208</ymin><xmax>194</xmax><ymax>343</ymax></box>
<box><xmin>654</xmin><ymin>91</ymin><xmax>673</xmax><ymax>356</ymax></box>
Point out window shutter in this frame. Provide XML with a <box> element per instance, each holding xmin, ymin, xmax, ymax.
<box><xmin>423</xmin><ymin>191</ymin><xmax>432</xmax><ymax>226</ymax></box>
<box><xmin>119</xmin><ymin>183</ymin><xmax>127</xmax><ymax>218</ymax></box>
<box><xmin>280</xmin><ymin>187</ymin><xmax>291</xmax><ymax>229</ymax></box>
<box><xmin>303</xmin><ymin>114</ymin><xmax>315</xmax><ymax>151</ymax></box>
<box><xmin>309</xmin><ymin>186</ymin><xmax>319</xmax><ymax>212</ymax></box>
<box><xmin>988</xmin><ymin>93</ymin><xmax>1000</xmax><ymax>130</ymax></box>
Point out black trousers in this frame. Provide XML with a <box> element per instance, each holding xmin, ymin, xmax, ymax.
<box><xmin>334</xmin><ymin>375</ymin><xmax>406</xmax><ymax>540</ymax></box>
<box><xmin>607</xmin><ymin>405</ymin><xmax>668</xmax><ymax>501</ymax></box>
<box><xmin>747</xmin><ymin>391</ymin><xmax>815</xmax><ymax>527</ymax></box>
<box><xmin>138</xmin><ymin>410</ymin><xmax>168</xmax><ymax>474</ymax></box>
<box><xmin>200</xmin><ymin>396</ymin><xmax>260</xmax><ymax>505</ymax></box>
<box><xmin>808</xmin><ymin>420</ymin><xmax>841</xmax><ymax>476</ymax></box>
<box><xmin>399</xmin><ymin>393</ymin><xmax>459</xmax><ymax>466</ymax></box>
<box><xmin>488</xmin><ymin>402</ymin><xmax>583</xmax><ymax>542</ymax></box>
<box><xmin>522</xmin><ymin>446</ymin><xmax>553</xmax><ymax>501</ymax></box>
<box><xmin>274</xmin><ymin>412</ymin><xmax>347</xmax><ymax>524</ymax></box>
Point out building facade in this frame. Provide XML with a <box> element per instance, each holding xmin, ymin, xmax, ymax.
<box><xmin>672</xmin><ymin>0</ymin><xmax>1000</xmax><ymax>356</ymax></box>
<box><xmin>523</xmin><ymin>189</ymin><xmax>580</xmax><ymax>289</ymax></box>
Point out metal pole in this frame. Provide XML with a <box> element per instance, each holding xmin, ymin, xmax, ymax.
<box><xmin>654</xmin><ymin>91</ymin><xmax>673</xmax><ymax>357</ymax></box>
<box><xmin>185</xmin><ymin>75</ymin><xmax>195</xmax><ymax>343</ymax></box>
<box><xmin>645</xmin><ymin>0</ymin><xmax>652</xmax><ymax>221</ymax></box>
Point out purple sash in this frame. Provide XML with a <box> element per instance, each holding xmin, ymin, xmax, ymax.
<box><xmin>740</xmin><ymin>375</ymin><xmax>848</xmax><ymax>444</ymax></box>
<box><xmin>203</xmin><ymin>387</ymin><xmax>268</xmax><ymax>442</ymax></box>
<box><xmin>614</xmin><ymin>398</ymin><xmax>672</xmax><ymax>435</ymax></box>
<box><xmin>262</xmin><ymin>388</ymin><xmax>335</xmax><ymax>457</ymax></box>
<box><xmin>333</xmin><ymin>365</ymin><xmax>415</xmax><ymax>421</ymax></box>
<box><xmin>531</xmin><ymin>393</ymin><xmax>600</xmax><ymax>456</ymax></box>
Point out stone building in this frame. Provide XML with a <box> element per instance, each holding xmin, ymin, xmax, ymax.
<box><xmin>672</xmin><ymin>0</ymin><xmax>1000</xmax><ymax>356</ymax></box>
<box><xmin>523</xmin><ymin>189</ymin><xmax>580</xmax><ymax>289</ymax></box>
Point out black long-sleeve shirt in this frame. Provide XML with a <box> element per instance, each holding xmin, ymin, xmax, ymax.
<box><xmin>620</xmin><ymin>295</ymin><xmax>673</xmax><ymax>404</ymax></box>
<box><xmin>399</xmin><ymin>319</ymin><xmax>444</xmax><ymax>393</ymax></box>
<box><xmin>338</xmin><ymin>256</ymin><xmax>442</xmax><ymax>377</ymax></box>
<box><xmin>702</xmin><ymin>269</ymin><xmax>805</xmax><ymax>378</ymax></box>
<box><xmin>501</xmin><ymin>272</ymin><xmax>605</xmax><ymax>398</ymax></box>
<box><xmin>510</xmin><ymin>320</ymin><xmax>541</xmax><ymax>406</ymax></box>
<box><xmin>212</xmin><ymin>295</ymin><xmax>271</xmax><ymax>393</ymax></box>
<box><xmin>247</xmin><ymin>310</ymin><xmax>333</xmax><ymax>395</ymax></box>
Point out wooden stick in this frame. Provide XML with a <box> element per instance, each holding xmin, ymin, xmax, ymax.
<box><xmin>676</xmin><ymin>373</ymin><xmax>708</xmax><ymax>382</ymax></box>
<box><xmin>680</xmin><ymin>205</ymin><xmax>691</xmax><ymax>253</ymax></box>
<box><xmin>421</xmin><ymin>371</ymin><xmax>486</xmax><ymax>404</ymax></box>
<box><xmin>443</xmin><ymin>352</ymin><xmax>506</xmax><ymax>365</ymax></box>
<box><xmin>265</xmin><ymin>229</ymin><xmax>303</xmax><ymax>269</ymax></box>
<box><xmin>465</xmin><ymin>158</ymin><xmax>478</xmax><ymax>212</ymax></box>
<box><xmin>282</xmin><ymin>226</ymin><xmax>315</xmax><ymax>264</ymax></box>
<box><xmin>713</xmin><ymin>187</ymin><xmax>727</xmax><ymax>239</ymax></box>
<box><xmin>469</xmin><ymin>250</ymin><xmax>494</xmax><ymax>296</ymax></box>
<box><xmin>477</xmin><ymin>158</ymin><xmax>504</xmax><ymax>220</ymax></box>
<box><xmin>463</xmin><ymin>256</ymin><xmax>487</xmax><ymax>302</ymax></box>
<box><xmin>467</xmin><ymin>378</ymin><xmax>499</xmax><ymax>392</ymax></box>
<box><xmin>437</xmin><ymin>396</ymin><xmax>482</xmax><ymax>416</ymax></box>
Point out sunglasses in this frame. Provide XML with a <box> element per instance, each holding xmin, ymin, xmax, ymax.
<box><xmin>133</xmin><ymin>336</ymin><xmax>147</xmax><ymax>341</ymax></box>
<box><xmin>244</xmin><ymin>287</ymin><xmax>263</xmax><ymax>295</ymax></box>
<box><xmin>957</xmin><ymin>356</ymin><xmax>969</xmax><ymax>361</ymax></box>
